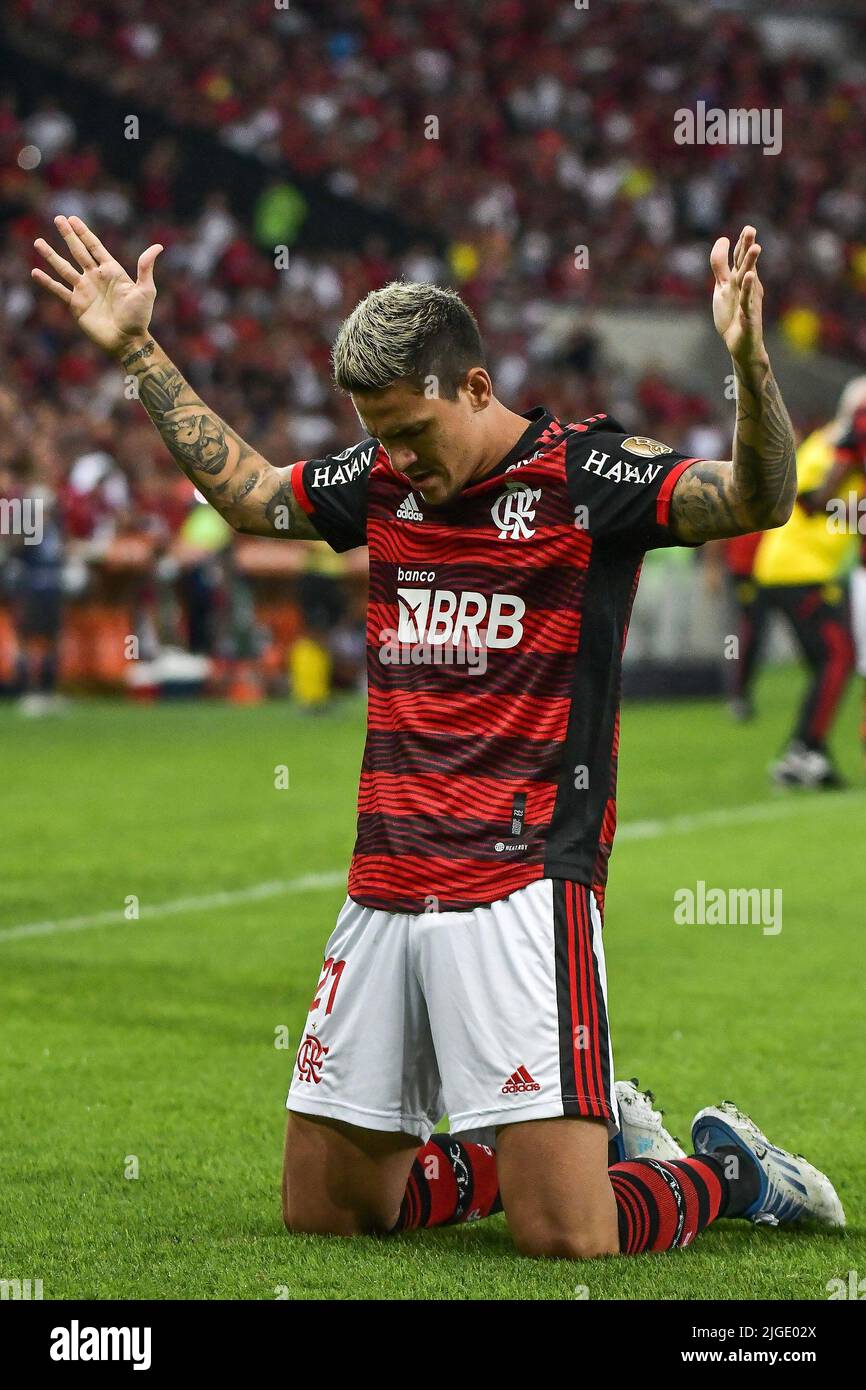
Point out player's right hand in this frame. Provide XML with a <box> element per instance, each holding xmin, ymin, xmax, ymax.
<box><xmin>32</xmin><ymin>215</ymin><xmax>163</xmax><ymax>359</ymax></box>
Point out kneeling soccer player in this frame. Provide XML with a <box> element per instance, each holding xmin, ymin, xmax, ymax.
<box><xmin>32</xmin><ymin>216</ymin><xmax>844</xmax><ymax>1256</ymax></box>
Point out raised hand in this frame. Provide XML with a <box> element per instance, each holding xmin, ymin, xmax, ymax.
<box><xmin>32</xmin><ymin>215</ymin><xmax>163</xmax><ymax>358</ymax></box>
<box><xmin>668</xmin><ymin>223</ymin><xmax>795</xmax><ymax>544</ymax></box>
<box><xmin>710</xmin><ymin>225</ymin><xmax>766</xmax><ymax>365</ymax></box>
<box><xmin>29</xmin><ymin>215</ymin><xmax>320</xmax><ymax>543</ymax></box>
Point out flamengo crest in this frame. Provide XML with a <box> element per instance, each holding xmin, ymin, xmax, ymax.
<box><xmin>296</xmin><ymin>1033</ymin><xmax>329</xmax><ymax>1083</ymax></box>
<box><xmin>491</xmin><ymin>482</ymin><xmax>541</xmax><ymax>540</ymax></box>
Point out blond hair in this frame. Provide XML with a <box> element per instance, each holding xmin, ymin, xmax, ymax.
<box><xmin>332</xmin><ymin>280</ymin><xmax>485</xmax><ymax>396</ymax></box>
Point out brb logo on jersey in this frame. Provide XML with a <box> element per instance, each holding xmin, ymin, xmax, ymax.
<box><xmin>491</xmin><ymin>482</ymin><xmax>541</xmax><ymax>541</ymax></box>
<box><xmin>395</xmin><ymin>587</ymin><xmax>525</xmax><ymax>648</ymax></box>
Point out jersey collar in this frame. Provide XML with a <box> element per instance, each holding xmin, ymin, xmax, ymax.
<box><xmin>464</xmin><ymin>406</ymin><xmax>557</xmax><ymax>491</ymax></box>
<box><xmin>382</xmin><ymin>406</ymin><xmax>559</xmax><ymax>504</ymax></box>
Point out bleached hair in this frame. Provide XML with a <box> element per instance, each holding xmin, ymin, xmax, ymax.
<box><xmin>332</xmin><ymin>280</ymin><xmax>485</xmax><ymax>397</ymax></box>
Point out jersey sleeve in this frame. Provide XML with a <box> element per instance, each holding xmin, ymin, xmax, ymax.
<box><xmin>565</xmin><ymin>416</ymin><xmax>708</xmax><ymax>550</ymax></box>
<box><xmin>287</xmin><ymin>438</ymin><xmax>379</xmax><ymax>552</ymax></box>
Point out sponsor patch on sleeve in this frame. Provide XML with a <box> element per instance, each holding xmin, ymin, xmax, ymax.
<box><xmin>620</xmin><ymin>436</ymin><xmax>674</xmax><ymax>458</ymax></box>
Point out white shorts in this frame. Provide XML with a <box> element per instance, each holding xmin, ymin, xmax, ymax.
<box><xmin>851</xmin><ymin>566</ymin><xmax>866</xmax><ymax>677</ymax></box>
<box><xmin>286</xmin><ymin>877</ymin><xmax>618</xmax><ymax>1146</ymax></box>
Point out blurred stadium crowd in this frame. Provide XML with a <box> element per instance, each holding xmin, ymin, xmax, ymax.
<box><xmin>15</xmin><ymin>0</ymin><xmax>866</xmax><ymax>353</ymax></box>
<box><xmin>2</xmin><ymin>0</ymin><xmax>866</xmax><ymax>711</ymax></box>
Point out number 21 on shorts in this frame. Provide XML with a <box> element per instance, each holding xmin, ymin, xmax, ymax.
<box><xmin>309</xmin><ymin>957</ymin><xmax>346</xmax><ymax>1016</ymax></box>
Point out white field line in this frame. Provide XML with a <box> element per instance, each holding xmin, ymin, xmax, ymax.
<box><xmin>0</xmin><ymin>871</ymin><xmax>346</xmax><ymax>943</ymax></box>
<box><xmin>615</xmin><ymin>787</ymin><xmax>864</xmax><ymax>841</ymax></box>
<box><xmin>1</xmin><ymin>791</ymin><xmax>862</xmax><ymax>945</ymax></box>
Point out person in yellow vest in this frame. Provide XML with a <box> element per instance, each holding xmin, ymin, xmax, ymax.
<box><xmin>288</xmin><ymin>541</ymin><xmax>345</xmax><ymax>710</ymax></box>
<box><xmin>752</xmin><ymin>377</ymin><xmax>866</xmax><ymax>786</ymax></box>
<box><xmin>798</xmin><ymin>393</ymin><xmax>866</xmax><ymax>765</ymax></box>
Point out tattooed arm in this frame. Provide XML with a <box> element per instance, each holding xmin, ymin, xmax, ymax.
<box><xmin>668</xmin><ymin>226</ymin><xmax>797</xmax><ymax>544</ymax></box>
<box><xmin>119</xmin><ymin>337</ymin><xmax>319</xmax><ymax>537</ymax></box>
<box><xmin>31</xmin><ymin>214</ymin><xmax>319</xmax><ymax>539</ymax></box>
<box><xmin>670</xmin><ymin>357</ymin><xmax>797</xmax><ymax>543</ymax></box>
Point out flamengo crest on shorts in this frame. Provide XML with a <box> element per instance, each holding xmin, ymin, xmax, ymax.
<box><xmin>295</xmin><ymin>1033</ymin><xmax>329</xmax><ymax>1084</ymax></box>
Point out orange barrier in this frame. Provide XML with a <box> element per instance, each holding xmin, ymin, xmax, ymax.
<box><xmin>0</xmin><ymin>606</ymin><xmax>16</xmax><ymax>683</ymax></box>
<box><xmin>1</xmin><ymin>597</ymin><xmax>308</xmax><ymax>692</ymax></box>
<box><xmin>60</xmin><ymin>604</ymin><xmax>134</xmax><ymax>686</ymax></box>
<box><xmin>1</xmin><ymin>572</ymin><xmax>361</xmax><ymax>693</ymax></box>
<box><xmin>256</xmin><ymin>601</ymin><xmax>303</xmax><ymax>652</ymax></box>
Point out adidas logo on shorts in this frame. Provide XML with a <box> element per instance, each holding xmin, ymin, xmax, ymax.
<box><xmin>501</xmin><ymin>1065</ymin><xmax>541</xmax><ymax>1094</ymax></box>
<box><xmin>396</xmin><ymin>492</ymin><xmax>424</xmax><ymax>522</ymax></box>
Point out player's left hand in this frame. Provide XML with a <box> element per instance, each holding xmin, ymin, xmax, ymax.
<box><xmin>710</xmin><ymin>225</ymin><xmax>767</xmax><ymax>365</ymax></box>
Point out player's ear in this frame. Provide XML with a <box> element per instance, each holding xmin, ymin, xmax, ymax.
<box><xmin>464</xmin><ymin>366</ymin><xmax>493</xmax><ymax>410</ymax></box>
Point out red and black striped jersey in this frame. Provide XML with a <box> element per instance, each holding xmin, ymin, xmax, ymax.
<box><xmin>290</xmin><ymin>407</ymin><xmax>704</xmax><ymax>913</ymax></box>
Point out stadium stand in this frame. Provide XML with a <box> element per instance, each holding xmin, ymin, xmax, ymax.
<box><xmin>1</xmin><ymin>0</ymin><xmax>865</xmax><ymax>699</ymax></box>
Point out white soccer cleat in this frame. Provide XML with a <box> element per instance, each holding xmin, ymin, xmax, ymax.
<box><xmin>691</xmin><ymin>1101</ymin><xmax>845</xmax><ymax>1228</ymax></box>
<box><xmin>769</xmin><ymin>741</ymin><xmax>845</xmax><ymax>789</ymax></box>
<box><xmin>615</xmin><ymin>1078</ymin><xmax>686</xmax><ymax>1161</ymax></box>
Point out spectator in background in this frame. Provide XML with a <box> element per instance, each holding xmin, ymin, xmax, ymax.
<box><xmin>5</xmin><ymin>450</ymin><xmax>68</xmax><ymax>714</ymax></box>
<box><xmin>171</xmin><ymin>500</ymin><xmax>233</xmax><ymax>657</ymax></box>
<box><xmin>289</xmin><ymin>542</ymin><xmax>350</xmax><ymax>711</ymax></box>
<box><xmin>708</xmin><ymin>530</ymin><xmax>767</xmax><ymax>722</ymax></box>
<box><xmin>752</xmin><ymin>382</ymin><xmax>866</xmax><ymax>787</ymax></box>
<box><xmin>799</xmin><ymin>391</ymin><xmax>866</xmax><ymax>767</ymax></box>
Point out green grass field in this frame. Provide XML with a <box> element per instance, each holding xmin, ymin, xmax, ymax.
<box><xmin>1</xmin><ymin>667</ymin><xmax>864</xmax><ymax>1301</ymax></box>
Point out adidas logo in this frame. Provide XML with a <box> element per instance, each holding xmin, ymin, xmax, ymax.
<box><xmin>396</xmin><ymin>492</ymin><xmax>424</xmax><ymax>522</ymax></box>
<box><xmin>501</xmin><ymin>1065</ymin><xmax>541</xmax><ymax>1095</ymax></box>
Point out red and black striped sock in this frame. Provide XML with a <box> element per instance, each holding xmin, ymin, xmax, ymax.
<box><xmin>609</xmin><ymin>1156</ymin><xmax>728</xmax><ymax>1253</ymax></box>
<box><xmin>392</xmin><ymin>1135</ymin><xmax>502</xmax><ymax>1231</ymax></box>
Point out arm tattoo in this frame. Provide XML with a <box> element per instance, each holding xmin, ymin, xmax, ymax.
<box><xmin>731</xmin><ymin>362</ymin><xmax>797</xmax><ymax>518</ymax></box>
<box><xmin>136</xmin><ymin>366</ymin><xmax>231</xmax><ymax>475</ymax></box>
<box><xmin>670</xmin><ymin>359</ymin><xmax>797</xmax><ymax>544</ymax></box>
<box><xmin>669</xmin><ymin>460</ymin><xmax>742</xmax><ymax>542</ymax></box>
<box><xmin>121</xmin><ymin>339</ymin><xmax>157</xmax><ymax>369</ymax></box>
<box><xmin>263</xmin><ymin>479</ymin><xmax>319</xmax><ymax>539</ymax></box>
<box><xmin>233</xmin><ymin>471</ymin><xmax>261</xmax><ymax>502</ymax></box>
<box><xmin>137</xmin><ymin>366</ymin><xmax>185</xmax><ymax>418</ymax></box>
<box><xmin>122</xmin><ymin>339</ymin><xmax>319</xmax><ymax>539</ymax></box>
<box><xmin>161</xmin><ymin>412</ymin><xmax>230</xmax><ymax>475</ymax></box>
